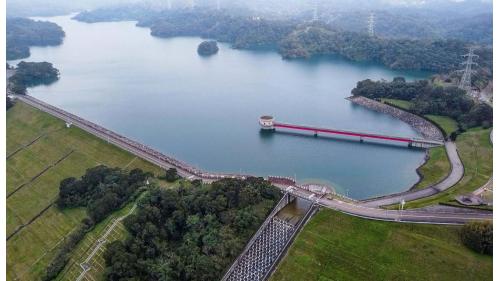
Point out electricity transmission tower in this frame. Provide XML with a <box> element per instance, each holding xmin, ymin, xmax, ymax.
<box><xmin>367</xmin><ymin>12</ymin><xmax>375</xmax><ymax>37</ymax></box>
<box><xmin>312</xmin><ymin>2</ymin><xmax>318</xmax><ymax>21</ymax></box>
<box><xmin>458</xmin><ymin>47</ymin><xmax>478</xmax><ymax>95</ymax></box>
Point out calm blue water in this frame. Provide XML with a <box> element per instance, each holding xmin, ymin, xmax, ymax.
<box><xmin>11</xmin><ymin>15</ymin><xmax>431</xmax><ymax>199</ymax></box>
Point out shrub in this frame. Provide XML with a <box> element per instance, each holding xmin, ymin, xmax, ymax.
<box><xmin>460</xmin><ymin>221</ymin><xmax>493</xmax><ymax>255</ymax></box>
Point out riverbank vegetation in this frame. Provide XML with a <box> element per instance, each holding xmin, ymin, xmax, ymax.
<box><xmin>103</xmin><ymin>177</ymin><xmax>281</xmax><ymax>280</ymax></box>
<box><xmin>352</xmin><ymin>77</ymin><xmax>492</xmax><ymax>129</ymax></box>
<box><xmin>7</xmin><ymin>17</ymin><xmax>65</xmax><ymax>60</ymax></box>
<box><xmin>6</xmin><ymin>102</ymin><xmax>164</xmax><ymax>281</ymax></box>
<box><xmin>271</xmin><ymin>209</ymin><xmax>492</xmax><ymax>281</ymax></box>
<box><xmin>413</xmin><ymin>146</ymin><xmax>451</xmax><ymax>190</ymax></box>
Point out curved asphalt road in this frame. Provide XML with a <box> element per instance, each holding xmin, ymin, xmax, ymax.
<box><xmin>361</xmin><ymin>141</ymin><xmax>464</xmax><ymax>207</ymax></box>
<box><xmin>15</xmin><ymin>95</ymin><xmax>491</xmax><ymax>224</ymax></box>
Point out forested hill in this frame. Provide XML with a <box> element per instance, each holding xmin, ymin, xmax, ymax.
<box><xmin>318</xmin><ymin>10</ymin><xmax>492</xmax><ymax>45</ymax></box>
<box><xmin>279</xmin><ymin>25</ymin><xmax>492</xmax><ymax>74</ymax></box>
<box><xmin>7</xmin><ymin>17</ymin><xmax>65</xmax><ymax>60</ymax></box>
<box><xmin>73</xmin><ymin>8</ymin><xmax>492</xmax><ymax>75</ymax></box>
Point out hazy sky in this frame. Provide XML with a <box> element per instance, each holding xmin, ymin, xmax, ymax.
<box><xmin>6</xmin><ymin>0</ymin><xmax>492</xmax><ymax>17</ymax></box>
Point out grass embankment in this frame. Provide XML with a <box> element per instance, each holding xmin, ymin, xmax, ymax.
<box><xmin>397</xmin><ymin>127</ymin><xmax>492</xmax><ymax>209</ymax></box>
<box><xmin>413</xmin><ymin>146</ymin><xmax>451</xmax><ymax>190</ymax></box>
<box><xmin>7</xmin><ymin>102</ymin><xmax>164</xmax><ymax>281</ymax></box>
<box><xmin>381</xmin><ymin>98</ymin><xmax>412</xmax><ymax>110</ymax></box>
<box><xmin>424</xmin><ymin>115</ymin><xmax>458</xmax><ymax>137</ymax></box>
<box><xmin>381</xmin><ymin>99</ymin><xmax>456</xmax><ymax>190</ymax></box>
<box><xmin>271</xmin><ymin>209</ymin><xmax>492</xmax><ymax>281</ymax></box>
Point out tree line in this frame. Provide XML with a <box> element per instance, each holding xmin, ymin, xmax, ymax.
<box><xmin>351</xmin><ymin>77</ymin><xmax>492</xmax><ymax>130</ymax></box>
<box><xmin>43</xmin><ymin>166</ymin><xmax>150</xmax><ymax>281</ymax></box>
<box><xmin>73</xmin><ymin>7</ymin><xmax>492</xmax><ymax>78</ymax></box>
<box><xmin>7</xmin><ymin>17</ymin><xmax>65</xmax><ymax>60</ymax></box>
<box><xmin>103</xmin><ymin>177</ymin><xmax>282</xmax><ymax>280</ymax></box>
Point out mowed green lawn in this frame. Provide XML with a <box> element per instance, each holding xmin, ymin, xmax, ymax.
<box><xmin>413</xmin><ymin>146</ymin><xmax>450</xmax><ymax>190</ymax></box>
<box><xmin>271</xmin><ymin>209</ymin><xmax>492</xmax><ymax>281</ymax></box>
<box><xmin>381</xmin><ymin>98</ymin><xmax>412</xmax><ymax>110</ymax></box>
<box><xmin>7</xmin><ymin>102</ymin><xmax>164</xmax><ymax>281</ymax></box>
<box><xmin>425</xmin><ymin>115</ymin><xmax>459</xmax><ymax>137</ymax></box>
<box><xmin>402</xmin><ymin>127</ymin><xmax>492</xmax><ymax>209</ymax></box>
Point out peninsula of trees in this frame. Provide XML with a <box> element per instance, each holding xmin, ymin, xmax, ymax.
<box><xmin>197</xmin><ymin>40</ymin><xmax>219</xmax><ymax>56</ymax></box>
<box><xmin>8</xmin><ymin>61</ymin><xmax>60</xmax><ymax>95</ymax></box>
<box><xmin>351</xmin><ymin>77</ymin><xmax>492</xmax><ymax>129</ymax></box>
<box><xmin>7</xmin><ymin>17</ymin><xmax>65</xmax><ymax>60</ymax></box>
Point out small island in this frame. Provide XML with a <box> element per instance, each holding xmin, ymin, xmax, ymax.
<box><xmin>197</xmin><ymin>40</ymin><xmax>219</xmax><ymax>56</ymax></box>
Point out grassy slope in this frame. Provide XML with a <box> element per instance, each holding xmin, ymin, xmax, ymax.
<box><xmin>7</xmin><ymin>102</ymin><xmax>164</xmax><ymax>281</ymax></box>
<box><xmin>379</xmin><ymin>99</ymin><xmax>455</xmax><ymax>191</ymax></box>
<box><xmin>56</xmin><ymin>201</ymin><xmax>136</xmax><ymax>281</ymax></box>
<box><xmin>425</xmin><ymin>115</ymin><xmax>458</xmax><ymax>137</ymax></box>
<box><xmin>271</xmin><ymin>209</ymin><xmax>492</xmax><ymax>281</ymax></box>
<box><xmin>400</xmin><ymin>127</ymin><xmax>492</xmax><ymax>209</ymax></box>
<box><xmin>413</xmin><ymin>146</ymin><xmax>451</xmax><ymax>190</ymax></box>
<box><xmin>381</xmin><ymin>98</ymin><xmax>412</xmax><ymax>110</ymax></box>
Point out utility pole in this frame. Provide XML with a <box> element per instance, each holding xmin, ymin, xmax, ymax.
<box><xmin>458</xmin><ymin>46</ymin><xmax>478</xmax><ymax>95</ymax></box>
<box><xmin>367</xmin><ymin>12</ymin><xmax>375</xmax><ymax>37</ymax></box>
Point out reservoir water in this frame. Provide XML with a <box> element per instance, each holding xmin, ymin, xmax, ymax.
<box><xmin>11</xmin><ymin>15</ymin><xmax>431</xmax><ymax>199</ymax></box>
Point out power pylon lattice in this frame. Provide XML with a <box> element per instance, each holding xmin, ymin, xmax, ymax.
<box><xmin>458</xmin><ymin>47</ymin><xmax>478</xmax><ymax>95</ymax></box>
<box><xmin>367</xmin><ymin>12</ymin><xmax>375</xmax><ymax>37</ymax></box>
<box><xmin>313</xmin><ymin>4</ymin><xmax>318</xmax><ymax>21</ymax></box>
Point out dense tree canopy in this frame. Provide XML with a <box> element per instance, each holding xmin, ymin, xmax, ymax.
<box><xmin>73</xmin><ymin>7</ymin><xmax>492</xmax><ymax>78</ymax></box>
<box><xmin>197</xmin><ymin>41</ymin><xmax>219</xmax><ymax>56</ymax></box>
<box><xmin>44</xmin><ymin>166</ymin><xmax>149</xmax><ymax>281</ymax></box>
<box><xmin>57</xmin><ymin>165</ymin><xmax>150</xmax><ymax>223</ymax></box>
<box><xmin>7</xmin><ymin>17</ymin><xmax>65</xmax><ymax>60</ymax></box>
<box><xmin>279</xmin><ymin>24</ymin><xmax>491</xmax><ymax>74</ymax></box>
<box><xmin>351</xmin><ymin>78</ymin><xmax>492</xmax><ymax>129</ymax></box>
<box><xmin>8</xmin><ymin>61</ymin><xmax>60</xmax><ymax>95</ymax></box>
<box><xmin>460</xmin><ymin>221</ymin><xmax>493</xmax><ymax>255</ymax></box>
<box><xmin>6</xmin><ymin>97</ymin><xmax>14</xmax><ymax>110</ymax></box>
<box><xmin>104</xmin><ymin>177</ymin><xmax>281</xmax><ymax>281</ymax></box>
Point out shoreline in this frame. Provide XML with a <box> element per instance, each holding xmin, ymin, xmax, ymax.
<box><xmin>346</xmin><ymin>96</ymin><xmax>444</xmax><ymax>141</ymax></box>
<box><xmin>347</xmin><ymin>95</ymin><xmax>446</xmax><ymax>192</ymax></box>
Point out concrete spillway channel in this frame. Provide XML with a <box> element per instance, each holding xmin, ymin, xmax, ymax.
<box><xmin>222</xmin><ymin>193</ymin><xmax>318</xmax><ymax>281</ymax></box>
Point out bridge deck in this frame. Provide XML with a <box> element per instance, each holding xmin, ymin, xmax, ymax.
<box><xmin>273</xmin><ymin>122</ymin><xmax>443</xmax><ymax>146</ymax></box>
